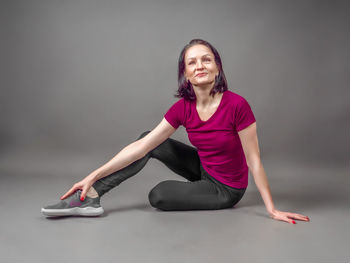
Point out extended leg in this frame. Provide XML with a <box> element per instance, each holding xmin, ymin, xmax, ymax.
<box><xmin>92</xmin><ymin>130</ymin><xmax>201</xmax><ymax>197</ymax></box>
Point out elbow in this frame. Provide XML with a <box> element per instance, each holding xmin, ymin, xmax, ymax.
<box><xmin>247</xmin><ymin>158</ymin><xmax>262</xmax><ymax>171</ymax></box>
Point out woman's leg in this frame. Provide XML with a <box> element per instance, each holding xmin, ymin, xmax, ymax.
<box><xmin>148</xmin><ymin>163</ymin><xmax>246</xmax><ymax>211</ymax></box>
<box><xmin>92</xmin><ymin>130</ymin><xmax>201</xmax><ymax>197</ymax></box>
<box><xmin>92</xmin><ymin>130</ymin><xmax>246</xmax><ymax>211</ymax></box>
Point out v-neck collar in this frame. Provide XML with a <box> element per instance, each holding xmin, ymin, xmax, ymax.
<box><xmin>194</xmin><ymin>91</ymin><xmax>226</xmax><ymax>123</ymax></box>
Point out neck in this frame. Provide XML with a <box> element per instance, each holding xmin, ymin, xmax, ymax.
<box><xmin>193</xmin><ymin>82</ymin><xmax>220</xmax><ymax>108</ymax></box>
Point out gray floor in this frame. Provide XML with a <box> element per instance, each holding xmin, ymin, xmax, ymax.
<box><xmin>0</xmin><ymin>149</ymin><xmax>349</xmax><ymax>263</ymax></box>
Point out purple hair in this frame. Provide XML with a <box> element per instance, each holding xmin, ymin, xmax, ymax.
<box><xmin>173</xmin><ymin>39</ymin><xmax>228</xmax><ymax>101</ymax></box>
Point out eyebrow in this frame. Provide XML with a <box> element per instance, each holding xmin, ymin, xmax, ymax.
<box><xmin>186</xmin><ymin>54</ymin><xmax>212</xmax><ymax>61</ymax></box>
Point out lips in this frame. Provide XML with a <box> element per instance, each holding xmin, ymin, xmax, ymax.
<box><xmin>195</xmin><ymin>73</ymin><xmax>208</xmax><ymax>77</ymax></box>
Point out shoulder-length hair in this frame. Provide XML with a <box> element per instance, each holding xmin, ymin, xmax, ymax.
<box><xmin>174</xmin><ymin>39</ymin><xmax>228</xmax><ymax>101</ymax></box>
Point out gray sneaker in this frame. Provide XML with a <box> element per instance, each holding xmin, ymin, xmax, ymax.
<box><xmin>41</xmin><ymin>189</ymin><xmax>104</xmax><ymax>217</ymax></box>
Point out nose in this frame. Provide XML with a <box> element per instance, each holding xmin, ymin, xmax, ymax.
<box><xmin>195</xmin><ymin>60</ymin><xmax>204</xmax><ymax>70</ymax></box>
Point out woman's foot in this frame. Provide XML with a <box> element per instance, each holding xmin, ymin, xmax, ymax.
<box><xmin>41</xmin><ymin>189</ymin><xmax>104</xmax><ymax>217</ymax></box>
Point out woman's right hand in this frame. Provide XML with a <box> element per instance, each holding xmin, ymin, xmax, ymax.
<box><xmin>60</xmin><ymin>175</ymin><xmax>95</xmax><ymax>201</ymax></box>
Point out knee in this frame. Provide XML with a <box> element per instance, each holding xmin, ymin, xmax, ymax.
<box><xmin>148</xmin><ymin>183</ymin><xmax>165</xmax><ymax>209</ymax></box>
<box><xmin>137</xmin><ymin>130</ymin><xmax>151</xmax><ymax>140</ymax></box>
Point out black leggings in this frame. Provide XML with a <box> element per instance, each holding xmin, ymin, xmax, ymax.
<box><xmin>92</xmin><ymin>130</ymin><xmax>246</xmax><ymax>211</ymax></box>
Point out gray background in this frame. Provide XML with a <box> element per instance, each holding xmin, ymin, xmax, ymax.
<box><xmin>1</xmin><ymin>0</ymin><xmax>349</xmax><ymax>263</ymax></box>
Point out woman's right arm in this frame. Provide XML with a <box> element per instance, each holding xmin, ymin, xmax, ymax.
<box><xmin>60</xmin><ymin>117</ymin><xmax>176</xmax><ymax>200</ymax></box>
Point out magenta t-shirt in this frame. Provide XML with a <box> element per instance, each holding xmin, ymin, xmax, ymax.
<box><xmin>164</xmin><ymin>90</ymin><xmax>256</xmax><ymax>189</ymax></box>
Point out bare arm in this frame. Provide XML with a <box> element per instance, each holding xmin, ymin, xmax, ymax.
<box><xmin>238</xmin><ymin>122</ymin><xmax>310</xmax><ymax>224</ymax></box>
<box><xmin>61</xmin><ymin>117</ymin><xmax>176</xmax><ymax>200</ymax></box>
<box><xmin>90</xmin><ymin>117</ymin><xmax>176</xmax><ymax>181</ymax></box>
<box><xmin>89</xmin><ymin>139</ymin><xmax>146</xmax><ymax>182</ymax></box>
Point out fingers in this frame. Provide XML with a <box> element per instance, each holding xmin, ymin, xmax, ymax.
<box><xmin>296</xmin><ymin>214</ymin><xmax>310</xmax><ymax>221</ymax></box>
<box><xmin>272</xmin><ymin>210</ymin><xmax>310</xmax><ymax>224</ymax></box>
<box><xmin>273</xmin><ymin>213</ymin><xmax>295</xmax><ymax>224</ymax></box>
<box><xmin>80</xmin><ymin>188</ymin><xmax>87</xmax><ymax>201</ymax></box>
<box><xmin>276</xmin><ymin>216</ymin><xmax>295</xmax><ymax>224</ymax></box>
<box><xmin>60</xmin><ymin>185</ymin><xmax>78</xmax><ymax>200</ymax></box>
<box><xmin>287</xmin><ymin>212</ymin><xmax>310</xmax><ymax>222</ymax></box>
<box><xmin>282</xmin><ymin>217</ymin><xmax>295</xmax><ymax>224</ymax></box>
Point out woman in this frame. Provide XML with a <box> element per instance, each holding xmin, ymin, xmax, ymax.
<box><xmin>42</xmin><ymin>39</ymin><xmax>310</xmax><ymax>224</ymax></box>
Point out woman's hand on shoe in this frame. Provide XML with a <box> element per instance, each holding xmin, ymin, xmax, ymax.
<box><xmin>60</xmin><ymin>176</ymin><xmax>95</xmax><ymax>201</ymax></box>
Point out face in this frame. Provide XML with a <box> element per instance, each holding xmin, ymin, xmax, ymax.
<box><xmin>184</xmin><ymin>44</ymin><xmax>219</xmax><ymax>88</ymax></box>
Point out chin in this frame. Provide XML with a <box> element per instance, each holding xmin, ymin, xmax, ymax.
<box><xmin>194</xmin><ymin>79</ymin><xmax>214</xmax><ymax>86</ymax></box>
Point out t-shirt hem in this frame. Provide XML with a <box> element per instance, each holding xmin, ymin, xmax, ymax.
<box><xmin>201</xmin><ymin>164</ymin><xmax>248</xmax><ymax>189</ymax></box>
<box><xmin>237</xmin><ymin>120</ymin><xmax>256</xmax><ymax>132</ymax></box>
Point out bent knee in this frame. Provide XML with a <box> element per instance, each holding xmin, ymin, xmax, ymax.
<box><xmin>148</xmin><ymin>182</ymin><xmax>171</xmax><ymax>209</ymax></box>
<box><xmin>148</xmin><ymin>185</ymin><xmax>163</xmax><ymax>208</ymax></box>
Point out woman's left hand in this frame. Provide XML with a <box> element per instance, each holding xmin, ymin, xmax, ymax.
<box><xmin>269</xmin><ymin>209</ymin><xmax>310</xmax><ymax>224</ymax></box>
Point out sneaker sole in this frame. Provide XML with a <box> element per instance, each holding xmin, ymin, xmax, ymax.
<box><xmin>41</xmin><ymin>206</ymin><xmax>104</xmax><ymax>217</ymax></box>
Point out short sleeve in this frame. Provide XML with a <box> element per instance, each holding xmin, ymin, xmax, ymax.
<box><xmin>164</xmin><ymin>98</ymin><xmax>185</xmax><ymax>129</ymax></box>
<box><xmin>234</xmin><ymin>97</ymin><xmax>256</xmax><ymax>132</ymax></box>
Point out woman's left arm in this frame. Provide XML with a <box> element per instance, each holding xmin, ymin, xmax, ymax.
<box><xmin>238</xmin><ymin>122</ymin><xmax>310</xmax><ymax>224</ymax></box>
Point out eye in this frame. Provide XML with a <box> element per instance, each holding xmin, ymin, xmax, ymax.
<box><xmin>188</xmin><ymin>61</ymin><xmax>195</xmax><ymax>65</ymax></box>
<box><xmin>203</xmin><ymin>57</ymin><xmax>211</xmax><ymax>62</ymax></box>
